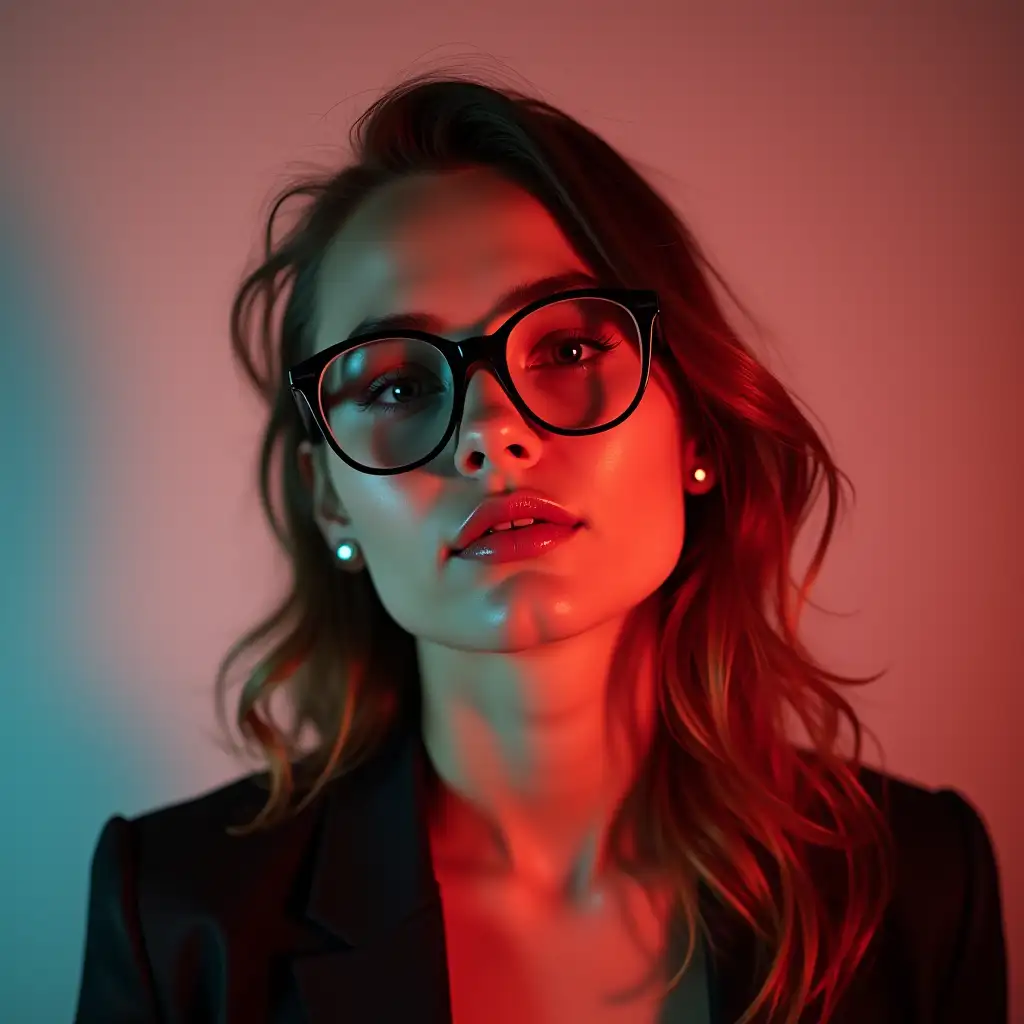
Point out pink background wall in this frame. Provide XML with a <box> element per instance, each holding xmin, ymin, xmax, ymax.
<box><xmin>2</xmin><ymin>1</ymin><xmax>1019</xmax><ymax>1018</ymax></box>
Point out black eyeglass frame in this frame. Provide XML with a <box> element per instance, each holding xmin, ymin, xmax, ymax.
<box><xmin>288</xmin><ymin>287</ymin><xmax>661</xmax><ymax>476</ymax></box>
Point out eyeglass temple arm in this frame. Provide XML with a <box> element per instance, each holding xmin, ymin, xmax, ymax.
<box><xmin>290</xmin><ymin>385</ymin><xmax>326</xmax><ymax>444</ymax></box>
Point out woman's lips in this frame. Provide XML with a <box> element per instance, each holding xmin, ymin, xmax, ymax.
<box><xmin>453</xmin><ymin>522</ymin><xmax>583</xmax><ymax>564</ymax></box>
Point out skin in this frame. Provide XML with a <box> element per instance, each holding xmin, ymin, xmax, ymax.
<box><xmin>298</xmin><ymin>167</ymin><xmax>715</xmax><ymax>919</ymax></box>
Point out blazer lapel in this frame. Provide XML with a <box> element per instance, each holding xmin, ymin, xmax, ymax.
<box><xmin>285</xmin><ymin>722</ymin><xmax>896</xmax><ymax>1024</ymax></box>
<box><xmin>286</xmin><ymin>724</ymin><xmax>739</xmax><ymax>1024</ymax></box>
<box><xmin>289</xmin><ymin>723</ymin><xmax>454</xmax><ymax>1023</ymax></box>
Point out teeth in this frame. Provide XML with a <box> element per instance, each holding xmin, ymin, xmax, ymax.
<box><xmin>485</xmin><ymin>518</ymin><xmax>536</xmax><ymax>535</ymax></box>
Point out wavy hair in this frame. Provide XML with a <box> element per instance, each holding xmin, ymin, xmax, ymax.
<box><xmin>215</xmin><ymin>69</ymin><xmax>895</xmax><ymax>1024</ymax></box>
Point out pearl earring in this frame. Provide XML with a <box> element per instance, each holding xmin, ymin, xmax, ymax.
<box><xmin>335</xmin><ymin>540</ymin><xmax>365</xmax><ymax>572</ymax></box>
<box><xmin>693</xmin><ymin>467</ymin><xmax>706</xmax><ymax>482</ymax></box>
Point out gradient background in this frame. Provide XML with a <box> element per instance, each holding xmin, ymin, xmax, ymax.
<box><xmin>1</xmin><ymin>2</ymin><xmax>1020</xmax><ymax>1020</ymax></box>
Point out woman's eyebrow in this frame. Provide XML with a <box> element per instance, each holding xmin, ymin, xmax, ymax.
<box><xmin>345</xmin><ymin>269</ymin><xmax>600</xmax><ymax>338</ymax></box>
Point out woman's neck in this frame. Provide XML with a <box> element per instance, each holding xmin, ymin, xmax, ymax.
<box><xmin>417</xmin><ymin>601</ymin><xmax>661</xmax><ymax>907</ymax></box>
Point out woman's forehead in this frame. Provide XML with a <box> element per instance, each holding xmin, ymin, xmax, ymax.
<box><xmin>312</xmin><ymin>172</ymin><xmax>584</xmax><ymax>350</ymax></box>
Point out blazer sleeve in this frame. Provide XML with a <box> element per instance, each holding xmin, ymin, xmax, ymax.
<box><xmin>935</xmin><ymin>790</ymin><xmax>1008</xmax><ymax>1023</ymax></box>
<box><xmin>74</xmin><ymin>816</ymin><xmax>160</xmax><ymax>1023</ymax></box>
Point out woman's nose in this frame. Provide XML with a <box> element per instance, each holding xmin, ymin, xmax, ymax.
<box><xmin>452</xmin><ymin>364</ymin><xmax>541</xmax><ymax>476</ymax></box>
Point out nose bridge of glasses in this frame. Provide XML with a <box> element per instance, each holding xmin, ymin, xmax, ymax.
<box><xmin>443</xmin><ymin>327</ymin><xmax>512</xmax><ymax>395</ymax></box>
<box><xmin>459</xmin><ymin>351</ymin><xmax>518</xmax><ymax>421</ymax></box>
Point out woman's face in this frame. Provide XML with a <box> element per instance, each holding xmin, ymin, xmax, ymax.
<box><xmin>300</xmin><ymin>168</ymin><xmax>710</xmax><ymax>653</ymax></box>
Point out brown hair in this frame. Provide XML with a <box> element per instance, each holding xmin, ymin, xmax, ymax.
<box><xmin>216</xmin><ymin>69</ymin><xmax>895</xmax><ymax>1024</ymax></box>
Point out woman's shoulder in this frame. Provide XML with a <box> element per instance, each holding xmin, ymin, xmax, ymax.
<box><xmin>858</xmin><ymin>761</ymin><xmax>1007</xmax><ymax>1011</ymax></box>
<box><xmin>98</xmin><ymin>762</ymin><xmax>341</xmax><ymax>901</ymax></box>
<box><xmin>850</xmin><ymin>757</ymin><xmax>998</xmax><ymax>864</ymax></box>
<box><xmin>99</xmin><ymin>730</ymin><xmax>417</xmax><ymax>900</ymax></box>
<box><xmin>796</xmin><ymin>747</ymin><xmax>994</xmax><ymax>844</ymax></box>
<box><xmin>797</xmin><ymin>752</ymin><xmax>1005</xmax><ymax>965</ymax></box>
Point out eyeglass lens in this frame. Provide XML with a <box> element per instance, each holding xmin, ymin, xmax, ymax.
<box><xmin>318</xmin><ymin>296</ymin><xmax>644</xmax><ymax>471</ymax></box>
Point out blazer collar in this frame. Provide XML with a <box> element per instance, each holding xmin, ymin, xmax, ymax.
<box><xmin>290</xmin><ymin>719</ymin><xmax>454</xmax><ymax>1021</ymax></box>
<box><xmin>285</xmin><ymin>719</ymin><xmax>842</xmax><ymax>1024</ymax></box>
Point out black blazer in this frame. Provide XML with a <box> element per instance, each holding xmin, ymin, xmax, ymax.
<box><xmin>74</xmin><ymin>721</ymin><xmax>1008</xmax><ymax>1023</ymax></box>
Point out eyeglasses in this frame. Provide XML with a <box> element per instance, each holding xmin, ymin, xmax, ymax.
<box><xmin>288</xmin><ymin>287</ymin><xmax>660</xmax><ymax>476</ymax></box>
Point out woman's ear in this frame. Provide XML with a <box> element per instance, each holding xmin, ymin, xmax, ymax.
<box><xmin>297</xmin><ymin>440</ymin><xmax>317</xmax><ymax>491</ymax></box>
<box><xmin>297</xmin><ymin>441</ymin><xmax>354</xmax><ymax>549</ymax></box>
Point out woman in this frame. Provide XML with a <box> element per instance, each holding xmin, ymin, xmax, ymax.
<box><xmin>73</xmin><ymin>72</ymin><xmax>1007</xmax><ymax>1024</ymax></box>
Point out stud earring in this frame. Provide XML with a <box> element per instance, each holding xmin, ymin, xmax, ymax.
<box><xmin>335</xmin><ymin>540</ymin><xmax>365</xmax><ymax>572</ymax></box>
<box><xmin>693</xmin><ymin>467</ymin><xmax>707</xmax><ymax>483</ymax></box>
